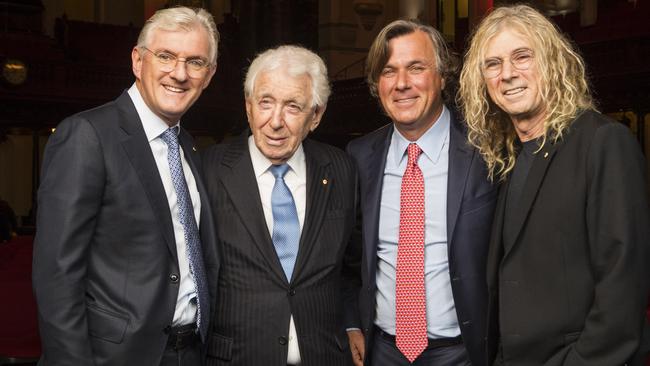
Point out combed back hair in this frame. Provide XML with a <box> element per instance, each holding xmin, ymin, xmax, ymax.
<box><xmin>244</xmin><ymin>45</ymin><xmax>331</xmax><ymax>109</ymax></box>
<box><xmin>366</xmin><ymin>19</ymin><xmax>458</xmax><ymax>101</ymax></box>
<box><xmin>137</xmin><ymin>7</ymin><xmax>220</xmax><ymax>65</ymax></box>
<box><xmin>458</xmin><ymin>4</ymin><xmax>594</xmax><ymax>181</ymax></box>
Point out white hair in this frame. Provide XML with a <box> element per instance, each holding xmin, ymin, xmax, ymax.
<box><xmin>244</xmin><ymin>45</ymin><xmax>331</xmax><ymax>108</ymax></box>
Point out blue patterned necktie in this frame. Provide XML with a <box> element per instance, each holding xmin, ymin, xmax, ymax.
<box><xmin>160</xmin><ymin>127</ymin><xmax>209</xmax><ymax>341</ymax></box>
<box><xmin>270</xmin><ymin>164</ymin><xmax>300</xmax><ymax>282</ymax></box>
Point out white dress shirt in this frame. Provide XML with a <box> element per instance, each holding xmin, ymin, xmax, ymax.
<box><xmin>248</xmin><ymin>135</ymin><xmax>305</xmax><ymax>365</ymax></box>
<box><xmin>128</xmin><ymin>84</ymin><xmax>201</xmax><ymax>327</ymax></box>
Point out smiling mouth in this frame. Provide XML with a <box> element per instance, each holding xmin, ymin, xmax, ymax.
<box><xmin>503</xmin><ymin>87</ymin><xmax>525</xmax><ymax>96</ymax></box>
<box><xmin>394</xmin><ymin>96</ymin><xmax>418</xmax><ymax>104</ymax></box>
<box><xmin>163</xmin><ymin>84</ymin><xmax>187</xmax><ymax>93</ymax></box>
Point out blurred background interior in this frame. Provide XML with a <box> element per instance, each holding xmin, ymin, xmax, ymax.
<box><xmin>0</xmin><ymin>0</ymin><xmax>648</xmax><ymax>364</ymax></box>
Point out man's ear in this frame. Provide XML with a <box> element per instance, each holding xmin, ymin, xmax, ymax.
<box><xmin>131</xmin><ymin>47</ymin><xmax>143</xmax><ymax>80</ymax></box>
<box><xmin>441</xmin><ymin>77</ymin><xmax>445</xmax><ymax>90</ymax></box>
<box><xmin>202</xmin><ymin>63</ymin><xmax>217</xmax><ymax>90</ymax></box>
<box><xmin>245</xmin><ymin>98</ymin><xmax>253</xmax><ymax>125</ymax></box>
<box><xmin>309</xmin><ymin>105</ymin><xmax>326</xmax><ymax>132</ymax></box>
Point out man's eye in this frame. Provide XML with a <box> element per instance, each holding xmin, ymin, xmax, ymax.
<box><xmin>484</xmin><ymin>59</ymin><xmax>501</xmax><ymax>70</ymax></box>
<box><xmin>381</xmin><ymin>68</ymin><xmax>395</xmax><ymax>76</ymax></box>
<box><xmin>513</xmin><ymin>53</ymin><xmax>532</xmax><ymax>63</ymax></box>
<box><xmin>287</xmin><ymin>104</ymin><xmax>302</xmax><ymax>113</ymax></box>
<box><xmin>187</xmin><ymin>59</ymin><xmax>206</xmax><ymax>68</ymax></box>
<box><xmin>156</xmin><ymin>53</ymin><xmax>174</xmax><ymax>62</ymax></box>
<box><xmin>409</xmin><ymin>65</ymin><xmax>426</xmax><ymax>73</ymax></box>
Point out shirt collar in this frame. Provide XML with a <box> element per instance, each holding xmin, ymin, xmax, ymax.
<box><xmin>127</xmin><ymin>83</ymin><xmax>180</xmax><ymax>142</ymax></box>
<box><xmin>389</xmin><ymin>105</ymin><xmax>450</xmax><ymax>167</ymax></box>
<box><xmin>248</xmin><ymin>135</ymin><xmax>306</xmax><ymax>179</ymax></box>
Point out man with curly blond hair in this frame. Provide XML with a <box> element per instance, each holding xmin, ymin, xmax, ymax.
<box><xmin>458</xmin><ymin>4</ymin><xmax>649</xmax><ymax>365</ymax></box>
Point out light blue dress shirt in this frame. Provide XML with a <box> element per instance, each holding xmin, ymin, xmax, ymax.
<box><xmin>375</xmin><ymin>106</ymin><xmax>460</xmax><ymax>339</ymax></box>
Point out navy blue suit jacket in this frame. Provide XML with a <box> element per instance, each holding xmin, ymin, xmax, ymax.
<box><xmin>345</xmin><ymin>108</ymin><xmax>497</xmax><ymax>366</ymax></box>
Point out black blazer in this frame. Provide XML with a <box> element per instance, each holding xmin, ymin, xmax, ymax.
<box><xmin>345</xmin><ymin>108</ymin><xmax>497</xmax><ymax>366</ymax></box>
<box><xmin>201</xmin><ymin>135</ymin><xmax>360</xmax><ymax>366</ymax></box>
<box><xmin>32</xmin><ymin>92</ymin><xmax>219</xmax><ymax>366</ymax></box>
<box><xmin>486</xmin><ymin>110</ymin><xmax>650</xmax><ymax>365</ymax></box>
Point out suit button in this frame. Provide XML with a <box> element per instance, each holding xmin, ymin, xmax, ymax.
<box><xmin>278</xmin><ymin>336</ymin><xmax>288</xmax><ymax>345</ymax></box>
<box><xmin>170</xmin><ymin>274</ymin><xmax>179</xmax><ymax>283</ymax></box>
<box><xmin>289</xmin><ymin>288</ymin><xmax>296</xmax><ymax>296</ymax></box>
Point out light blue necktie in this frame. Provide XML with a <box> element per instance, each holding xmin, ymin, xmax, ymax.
<box><xmin>160</xmin><ymin>127</ymin><xmax>209</xmax><ymax>341</ymax></box>
<box><xmin>270</xmin><ymin>164</ymin><xmax>300</xmax><ymax>281</ymax></box>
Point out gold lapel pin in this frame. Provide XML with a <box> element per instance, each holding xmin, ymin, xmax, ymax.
<box><xmin>543</xmin><ymin>152</ymin><xmax>549</xmax><ymax>158</ymax></box>
<box><xmin>322</xmin><ymin>179</ymin><xmax>328</xmax><ymax>185</ymax></box>
<box><xmin>192</xmin><ymin>146</ymin><xmax>197</xmax><ymax>152</ymax></box>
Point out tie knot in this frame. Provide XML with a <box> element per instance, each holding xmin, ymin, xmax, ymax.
<box><xmin>159</xmin><ymin>127</ymin><xmax>180</xmax><ymax>148</ymax></box>
<box><xmin>270</xmin><ymin>164</ymin><xmax>290</xmax><ymax>179</ymax></box>
<box><xmin>407</xmin><ymin>143</ymin><xmax>422</xmax><ymax>166</ymax></box>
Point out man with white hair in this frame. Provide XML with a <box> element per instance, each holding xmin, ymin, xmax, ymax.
<box><xmin>33</xmin><ymin>7</ymin><xmax>219</xmax><ymax>366</ymax></box>
<box><xmin>201</xmin><ymin>45</ymin><xmax>359</xmax><ymax>366</ymax></box>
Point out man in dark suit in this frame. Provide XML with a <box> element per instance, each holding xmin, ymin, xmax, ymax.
<box><xmin>345</xmin><ymin>20</ymin><xmax>496</xmax><ymax>366</ymax></box>
<box><xmin>201</xmin><ymin>45</ymin><xmax>359</xmax><ymax>366</ymax></box>
<box><xmin>458</xmin><ymin>5</ymin><xmax>650</xmax><ymax>365</ymax></box>
<box><xmin>33</xmin><ymin>7</ymin><xmax>219</xmax><ymax>366</ymax></box>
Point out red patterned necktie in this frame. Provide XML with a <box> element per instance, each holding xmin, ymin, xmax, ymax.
<box><xmin>395</xmin><ymin>143</ymin><xmax>427</xmax><ymax>363</ymax></box>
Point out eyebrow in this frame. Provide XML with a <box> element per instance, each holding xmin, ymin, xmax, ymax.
<box><xmin>155</xmin><ymin>48</ymin><xmax>208</xmax><ymax>60</ymax></box>
<box><xmin>383</xmin><ymin>59</ymin><xmax>429</xmax><ymax>69</ymax></box>
<box><xmin>485</xmin><ymin>47</ymin><xmax>532</xmax><ymax>59</ymax></box>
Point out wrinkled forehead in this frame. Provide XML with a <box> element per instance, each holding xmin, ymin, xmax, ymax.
<box><xmin>482</xmin><ymin>24</ymin><xmax>534</xmax><ymax>58</ymax></box>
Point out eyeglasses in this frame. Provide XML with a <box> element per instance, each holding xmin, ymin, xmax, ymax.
<box><xmin>140</xmin><ymin>47</ymin><xmax>211</xmax><ymax>78</ymax></box>
<box><xmin>482</xmin><ymin>49</ymin><xmax>534</xmax><ymax>79</ymax></box>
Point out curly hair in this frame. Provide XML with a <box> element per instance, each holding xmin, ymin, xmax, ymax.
<box><xmin>457</xmin><ymin>4</ymin><xmax>594</xmax><ymax>181</ymax></box>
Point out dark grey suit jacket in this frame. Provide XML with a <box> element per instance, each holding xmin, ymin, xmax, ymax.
<box><xmin>32</xmin><ymin>91</ymin><xmax>219</xmax><ymax>366</ymax></box>
<box><xmin>201</xmin><ymin>134</ymin><xmax>360</xmax><ymax>366</ymax></box>
<box><xmin>486</xmin><ymin>110</ymin><xmax>650</xmax><ymax>365</ymax></box>
<box><xmin>345</xmin><ymin>109</ymin><xmax>497</xmax><ymax>366</ymax></box>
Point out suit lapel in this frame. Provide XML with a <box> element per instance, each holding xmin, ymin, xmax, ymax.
<box><xmin>218</xmin><ymin>136</ymin><xmax>288</xmax><ymax>284</ymax></box>
<box><xmin>116</xmin><ymin>92</ymin><xmax>178</xmax><ymax>261</ymax></box>
<box><xmin>446</xmin><ymin>112</ymin><xmax>473</xmax><ymax>249</ymax></box>
<box><xmin>291</xmin><ymin>139</ymin><xmax>331</xmax><ymax>283</ymax></box>
<box><xmin>362</xmin><ymin>125</ymin><xmax>392</xmax><ymax>279</ymax></box>
<box><xmin>178</xmin><ymin>130</ymin><xmax>218</xmax><ymax>265</ymax></box>
<box><xmin>502</xmin><ymin>140</ymin><xmax>559</xmax><ymax>257</ymax></box>
<box><xmin>487</xmin><ymin>182</ymin><xmax>508</xmax><ymax>289</ymax></box>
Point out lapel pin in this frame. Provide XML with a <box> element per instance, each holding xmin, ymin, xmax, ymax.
<box><xmin>192</xmin><ymin>146</ymin><xmax>197</xmax><ymax>152</ymax></box>
<box><xmin>543</xmin><ymin>152</ymin><xmax>549</xmax><ymax>158</ymax></box>
<box><xmin>322</xmin><ymin>179</ymin><xmax>328</xmax><ymax>185</ymax></box>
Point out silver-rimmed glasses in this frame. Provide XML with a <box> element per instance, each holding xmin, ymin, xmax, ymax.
<box><xmin>141</xmin><ymin>47</ymin><xmax>211</xmax><ymax>78</ymax></box>
<box><xmin>482</xmin><ymin>48</ymin><xmax>534</xmax><ymax>79</ymax></box>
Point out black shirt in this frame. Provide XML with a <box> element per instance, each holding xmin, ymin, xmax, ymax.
<box><xmin>503</xmin><ymin>138</ymin><xmax>541</xmax><ymax>249</ymax></box>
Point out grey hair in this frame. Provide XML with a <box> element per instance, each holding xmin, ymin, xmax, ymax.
<box><xmin>137</xmin><ymin>7</ymin><xmax>219</xmax><ymax>64</ymax></box>
<box><xmin>244</xmin><ymin>45</ymin><xmax>331</xmax><ymax>109</ymax></box>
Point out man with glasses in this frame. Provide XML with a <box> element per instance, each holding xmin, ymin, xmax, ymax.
<box><xmin>458</xmin><ymin>5</ymin><xmax>650</xmax><ymax>365</ymax></box>
<box><xmin>33</xmin><ymin>7</ymin><xmax>219</xmax><ymax>366</ymax></box>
